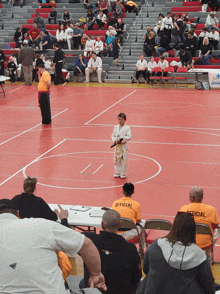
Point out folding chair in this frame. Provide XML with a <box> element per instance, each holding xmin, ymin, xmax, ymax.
<box><xmin>145</xmin><ymin>219</ymin><xmax>172</xmax><ymax>247</ymax></box>
<box><xmin>161</xmin><ymin>66</ymin><xmax>174</xmax><ymax>88</ymax></box>
<box><xmin>196</xmin><ymin>223</ymin><xmax>214</xmax><ymax>265</ymax></box>
<box><xmin>175</xmin><ymin>67</ymin><xmax>188</xmax><ymax>88</ymax></box>
<box><xmin>120</xmin><ymin>217</ymin><xmax>145</xmax><ymax>260</ymax></box>
<box><xmin>149</xmin><ymin>67</ymin><xmax>162</xmax><ymax>88</ymax></box>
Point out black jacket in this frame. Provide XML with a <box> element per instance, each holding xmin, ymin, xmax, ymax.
<box><xmin>83</xmin><ymin>231</ymin><xmax>142</xmax><ymax>294</ymax></box>
<box><xmin>11</xmin><ymin>193</ymin><xmax>58</xmax><ymax>221</ymax></box>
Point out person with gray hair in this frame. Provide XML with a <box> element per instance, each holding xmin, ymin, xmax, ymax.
<box><xmin>180</xmin><ymin>186</ymin><xmax>219</xmax><ymax>259</ymax></box>
<box><xmin>81</xmin><ymin>209</ymin><xmax>142</xmax><ymax>294</ymax></box>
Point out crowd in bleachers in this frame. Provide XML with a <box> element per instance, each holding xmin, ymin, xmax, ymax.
<box><xmin>0</xmin><ymin>176</ymin><xmax>219</xmax><ymax>293</ymax></box>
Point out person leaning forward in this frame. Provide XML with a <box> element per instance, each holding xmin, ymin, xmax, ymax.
<box><xmin>18</xmin><ymin>40</ymin><xmax>35</xmax><ymax>85</ymax></box>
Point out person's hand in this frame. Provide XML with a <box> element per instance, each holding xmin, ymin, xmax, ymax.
<box><xmin>58</xmin><ymin>204</ymin><xmax>68</xmax><ymax>220</ymax></box>
<box><xmin>198</xmin><ymin>55</ymin><xmax>201</xmax><ymax>58</ymax></box>
<box><xmin>79</xmin><ymin>69</ymin><xmax>81</xmax><ymax>72</ymax></box>
<box><xmin>88</xmin><ymin>273</ymin><xmax>107</xmax><ymax>291</ymax></box>
<box><xmin>54</xmin><ymin>209</ymin><xmax>59</xmax><ymax>216</ymax></box>
<box><xmin>205</xmin><ymin>53</ymin><xmax>207</xmax><ymax>57</ymax></box>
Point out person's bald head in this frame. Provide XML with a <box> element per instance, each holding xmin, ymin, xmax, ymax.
<box><xmin>189</xmin><ymin>186</ymin><xmax>203</xmax><ymax>203</ymax></box>
<box><xmin>102</xmin><ymin>210</ymin><xmax>121</xmax><ymax>232</ymax></box>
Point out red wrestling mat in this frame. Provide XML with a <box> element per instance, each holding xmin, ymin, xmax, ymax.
<box><xmin>1</xmin><ymin>85</ymin><xmax>220</xmax><ymax>258</ymax></box>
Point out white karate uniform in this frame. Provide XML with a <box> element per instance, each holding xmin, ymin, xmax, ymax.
<box><xmin>84</xmin><ymin>39</ymin><xmax>95</xmax><ymax>56</ymax></box>
<box><xmin>85</xmin><ymin>56</ymin><xmax>102</xmax><ymax>83</ymax></box>
<box><xmin>65</xmin><ymin>27</ymin><xmax>73</xmax><ymax>50</ymax></box>
<box><xmin>94</xmin><ymin>40</ymin><xmax>104</xmax><ymax>54</ymax></box>
<box><xmin>111</xmin><ymin>124</ymin><xmax>131</xmax><ymax>178</ymax></box>
<box><xmin>147</xmin><ymin>61</ymin><xmax>157</xmax><ymax>72</ymax></box>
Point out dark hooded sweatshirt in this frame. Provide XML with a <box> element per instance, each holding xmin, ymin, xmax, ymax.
<box><xmin>83</xmin><ymin>231</ymin><xmax>142</xmax><ymax>294</ymax></box>
<box><xmin>136</xmin><ymin>238</ymin><xmax>215</xmax><ymax>294</ymax></box>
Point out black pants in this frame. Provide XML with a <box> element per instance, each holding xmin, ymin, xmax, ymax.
<box><xmin>48</xmin><ymin>17</ymin><xmax>56</xmax><ymax>24</ymax></box>
<box><xmin>58</xmin><ymin>40</ymin><xmax>66</xmax><ymax>49</ymax></box>
<box><xmin>210</xmin><ymin>39</ymin><xmax>219</xmax><ymax>50</ymax></box>
<box><xmin>9</xmin><ymin>72</ymin><xmax>15</xmax><ymax>83</ymax></box>
<box><xmin>136</xmin><ymin>70</ymin><xmax>147</xmax><ymax>81</ymax></box>
<box><xmin>39</xmin><ymin>92</ymin><xmax>51</xmax><ymax>125</ymax></box>
<box><xmin>0</xmin><ymin>61</ymin><xmax>4</xmax><ymax>76</ymax></box>
<box><xmin>209</xmin><ymin>2</ymin><xmax>220</xmax><ymax>10</ymax></box>
<box><xmin>74</xmin><ymin>68</ymin><xmax>86</xmax><ymax>77</ymax></box>
<box><xmin>96</xmin><ymin>19</ymin><xmax>105</xmax><ymax>29</ymax></box>
<box><xmin>54</xmin><ymin>63</ymin><xmax>65</xmax><ymax>85</ymax></box>
<box><xmin>73</xmin><ymin>36</ymin><xmax>81</xmax><ymax>49</ymax></box>
<box><xmin>164</xmin><ymin>28</ymin><xmax>172</xmax><ymax>44</ymax></box>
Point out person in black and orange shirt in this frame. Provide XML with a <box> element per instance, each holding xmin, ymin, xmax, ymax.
<box><xmin>180</xmin><ymin>186</ymin><xmax>219</xmax><ymax>257</ymax></box>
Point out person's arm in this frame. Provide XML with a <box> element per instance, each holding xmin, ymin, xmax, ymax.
<box><xmin>78</xmin><ymin>237</ymin><xmax>107</xmax><ymax>291</ymax></box>
<box><xmin>111</xmin><ymin>125</ymin><xmax>117</xmax><ymax>143</ymax></box>
<box><xmin>122</xmin><ymin>125</ymin><xmax>131</xmax><ymax>143</ymax></box>
<box><xmin>205</xmin><ymin>50</ymin><xmax>210</xmax><ymax>56</ymax></box>
<box><xmin>39</xmin><ymin>197</ymin><xmax>58</xmax><ymax>221</ymax></box>
<box><xmin>196</xmin><ymin>259</ymin><xmax>215</xmax><ymax>294</ymax></box>
<box><xmin>130</xmin><ymin>245</ymin><xmax>142</xmax><ymax>292</ymax></box>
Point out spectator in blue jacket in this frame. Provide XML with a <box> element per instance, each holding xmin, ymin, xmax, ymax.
<box><xmin>74</xmin><ymin>54</ymin><xmax>88</xmax><ymax>81</ymax></box>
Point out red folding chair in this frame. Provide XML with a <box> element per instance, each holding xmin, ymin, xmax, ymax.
<box><xmin>161</xmin><ymin>66</ymin><xmax>174</xmax><ymax>88</ymax></box>
<box><xmin>175</xmin><ymin>67</ymin><xmax>188</xmax><ymax>88</ymax></box>
<box><xmin>149</xmin><ymin>67</ymin><xmax>162</xmax><ymax>88</ymax></box>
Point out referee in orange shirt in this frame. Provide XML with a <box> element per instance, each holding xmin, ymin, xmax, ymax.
<box><xmin>38</xmin><ymin>64</ymin><xmax>51</xmax><ymax>125</ymax></box>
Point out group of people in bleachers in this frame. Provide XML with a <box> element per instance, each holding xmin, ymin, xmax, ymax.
<box><xmin>143</xmin><ymin>11</ymin><xmax>219</xmax><ymax>67</ymax></box>
<box><xmin>0</xmin><ymin>176</ymin><xmax>219</xmax><ymax>293</ymax></box>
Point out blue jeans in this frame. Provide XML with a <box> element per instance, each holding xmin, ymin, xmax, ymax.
<box><xmin>112</xmin><ymin>11</ymin><xmax>123</xmax><ymax>17</ymax></box>
<box><xmin>200</xmin><ymin>54</ymin><xmax>212</xmax><ymax>65</ymax></box>
<box><xmin>156</xmin><ymin>47</ymin><xmax>166</xmax><ymax>57</ymax></box>
<box><xmin>173</xmin><ymin>35</ymin><xmax>185</xmax><ymax>49</ymax></box>
<box><xmin>207</xmin><ymin>25</ymin><xmax>219</xmax><ymax>32</ymax></box>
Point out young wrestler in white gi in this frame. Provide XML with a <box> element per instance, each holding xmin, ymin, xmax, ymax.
<box><xmin>111</xmin><ymin>113</ymin><xmax>131</xmax><ymax>178</ymax></box>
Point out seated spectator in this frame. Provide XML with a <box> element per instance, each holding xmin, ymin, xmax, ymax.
<box><xmin>94</xmin><ymin>36</ymin><xmax>104</xmax><ymax>55</ymax></box>
<box><xmin>79</xmin><ymin>14</ymin><xmax>86</xmax><ymax>26</ymax></box>
<box><xmin>180</xmin><ymin>186</ymin><xmax>219</xmax><ymax>258</ymax></box>
<box><xmin>112</xmin><ymin>37</ymin><xmax>121</xmax><ymax>66</ymax></box>
<box><xmin>125</xmin><ymin>0</ymin><xmax>138</xmax><ymax>15</ymax></box>
<box><xmin>143</xmin><ymin>25</ymin><xmax>153</xmax><ymax>39</ymax></box>
<box><xmin>84</xmin><ymin>35</ymin><xmax>95</xmax><ymax>56</ymax></box>
<box><xmin>72</xmin><ymin>23</ymin><xmax>83</xmax><ymax>50</ymax></box>
<box><xmin>116</xmin><ymin>18</ymin><xmax>124</xmax><ymax>45</ymax></box>
<box><xmin>11</xmin><ymin>176</ymin><xmax>57</xmax><ymax>220</ymax></box>
<box><xmin>112</xmin><ymin>183</ymin><xmax>141</xmax><ymax>224</ymax></box>
<box><xmin>61</xmin><ymin>9</ymin><xmax>71</xmax><ymax>26</ymax></box>
<box><xmin>45</xmin><ymin>56</ymin><xmax>55</xmax><ymax>82</ymax></box>
<box><xmin>0</xmin><ymin>49</ymin><xmax>5</xmax><ymax>76</ymax></box>
<box><xmin>208</xmin><ymin>0</ymin><xmax>220</xmax><ymax>12</ymax></box>
<box><xmin>33</xmin><ymin>13</ymin><xmax>46</xmax><ymax>31</ymax></box>
<box><xmin>84</xmin><ymin>0</ymin><xmax>92</xmax><ymax>9</ymax></box>
<box><xmin>198</xmin><ymin>27</ymin><xmax>210</xmax><ymax>49</ymax></box>
<box><xmin>99</xmin><ymin>0</ymin><xmax>109</xmax><ymax>16</ymax></box>
<box><xmin>105</xmin><ymin>31</ymin><xmax>115</xmax><ymax>54</ymax></box>
<box><xmin>12</xmin><ymin>0</ymin><xmax>23</xmax><ymax>8</ymax></box>
<box><xmin>38</xmin><ymin>31</ymin><xmax>51</xmax><ymax>50</ymax></box>
<box><xmin>65</xmin><ymin>23</ymin><xmax>73</xmax><ymax>50</ymax></box>
<box><xmin>28</xmin><ymin>23</ymin><xmax>41</xmax><ymax>48</ymax></box>
<box><xmin>209</xmin><ymin>26</ymin><xmax>219</xmax><ymax>50</ymax></box>
<box><xmin>85</xmin><ymin>52</ymin><xmax>102</xmax><ymax>83</ymax></box>
<box><xmin>179</xmin><ymin>49</ymin><xmax>194</xmax><ymax>70</ymax></box>
<box><xmin>147</xmin><ymin>56</ymin><xmax>157</xmax><ymax>81</ymax></box>
<box><xmin>105</xmin><ymin>25</ymin><xmax>117</xmax><ymax>41</ymax></box>
<box><xmin>135</xmin><ymin>54</ymin><xmax>148</xmax><ymax>83</ymax></box>
<box><xmin>96</xmin><ymin>11</ymin><xmax>107</xmax><ymax>29</ymax></box>
<box><xmin>81</xmin><ymin>33</ymin><xmax>87</xmax><ymax>50</ymax></box>
<box><xmin>199</xmin><ymin>37</ymin><xmax>212</xmax><ymax>65</ymax></box>
<box><xmin>74</xmin><ymin>54</ymin><xmax>88</xmax><ymax>82</ymax></box>
<box><xmin>14</xmin><ymin>27</ymin><xmax>23</xmax><ymax>48</ymax></box>
<box><xmin>143</xmin><ymin>31</ymin><xmax>155</xmax><ymax>57</ymax></box>
<box><xmin>113</xmin><ymin>0</ymin><xmax>123</xmax><ymax>18</ymax></box>
<box><xmin>48</xmin><ymin>7</ymin><xmax>57</xmax><ymax>24</ymax></box>
<box><xmin>87</xmin><ymin>9</ymin><xmax>96</xmax><ymax>30</ymax></box>
<box><xmin>92</xmin><ymin>3</ymin><xmax>100</xmax><ymax>19</ymax></box>
<box><xmin>185</xmin><ymin>31</ymin><xmax>197</xmax><ymax>57</ymax></box>
<box><xmin>7</xmin><ymin>56</ymin><xmax>16</xmax><ymax>85</ymax></box>
<box><xmin>156</xmin><ymin>32</ymin><xmax>171</xmax><ymax>57</ymax></box>
<box><xmin>205</xmin><ymin>11</ymin><xmax>219</xmax><ymax>32</ymax></box>
<box><xmin>108</xmin><ymin>15</ymin><xmax>118</xmax><ymax>27</ymax></box>
<box><xmin>81</xmin><ymin>210</ymin><xmax>142</xmax><ymax>294</ymax></box>
<box><xmin>156</xmin><ymin>13</ymin><xmax>164</xmax><ymax>27</ymax></box>
<box><xmin>172</xmin><ymin>14</ymin><xmax>185</xmax><ymax>50</ymax></box>
<box><xmin>136</xmin><ymin>212</ymin><xmax>215</xmax><ymax>294</ymax></box>
<box><xmin>56</xmin><ymin>24</ymin><xmax>66</xmax><ymax>49</ymax></box>
<box><xmin>157</xmin><ymin>55</ymin><xmax>169</xmax><ymax>76</ymax></box>
<box><xmin>0</xmin><ymin>198</ymin><xmax>107</xmax><ymax>293</ymax></box>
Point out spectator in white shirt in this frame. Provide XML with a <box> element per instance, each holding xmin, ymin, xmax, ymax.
<box><xmin>56</xmin><ymin>24</ymin><xmax>66</xmax><ymax>49</ymax></box>
<box><xmin>205</xmin><ymin>12</ymin><xmax>219</xmax><ymax>32</ymax></box>
<box><xmin>105</xmin><ymin>26</ymin><xmax>117</xmax><ymax>38</ymax></box>
<box><xmin>136</xmin><ymin>54</ymin><xmax>148</xmax><ymax>83</ymax></box>
<box><xmin>157</xmin><ymin>55</ymin><xmax>169</xmax><ymax>76</ymax></box>
<box><xmin>94</xmin><ymin>36</ymin><xmax>104</xmax><ymax>55</ymax></box>
<box><xmin>147</xmin><ymin>56</ymin><xmax>157</xmax><ymax>81</ymax></box>
<box><xmin>96</xmin><ymin>11</ymin><xmax>107</xmax><ymax>30</ymax></box>
<box><xmin>65</xmin><ymin>23</ymin><xmax>73</xmax><ymax>50</ymax></box>
<box><xmin>209</xmin><ymin>27</ymin><xmax>219</xmax><ymax>49</ymax></box>
<box><xmin>84</xmin><ymin>35</ymin><xmax>95</xmax><ymax>56</ymax></box>
<box><xmin>85</xmin><ymin>52</ymin><xmax>102</xmax><ymax>83</ymax></box>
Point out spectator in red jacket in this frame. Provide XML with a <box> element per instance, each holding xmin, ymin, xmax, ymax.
<box><xmin>28</xmin><ymin>23</ymin><xmax>41</xmax><ymax>47</ymax></box>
